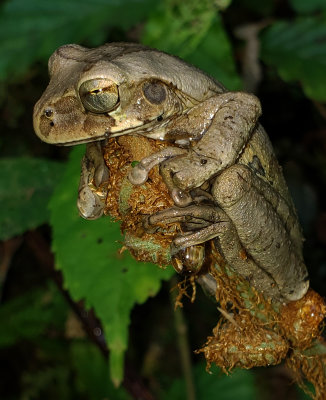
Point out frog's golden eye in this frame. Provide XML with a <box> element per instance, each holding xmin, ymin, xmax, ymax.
<box><xmin>143</xmin><ymin>81</ymin><xmax>167</xmax><ymax>104</ymax></box>
<box><xmin>79</xmin><ymin>79</ymin><xmax>119</xmax><ymax>113</ymax></box>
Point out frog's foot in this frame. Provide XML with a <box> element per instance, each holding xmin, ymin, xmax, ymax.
<box><xmin>127</xmin><ymin>145</ymin><xmax>216</xmax><ymax>207</ymax></box>
<box><xmin>160</xmin><ymin>150</ymin><xmax>221</xmax><ymax>193</ymax></box>
<box><xmin>77</xmin><ymin>142</ymin><xmax>109</xmax><ymax>220</ymax></box>
<box><xmin>145</xmin><ymin>204</ymin><xmax>230</xmax><ymax>274</ymax></box>
<box><xmin>171</xmin><ymin>187</ymin><xmax>214</xmax><ymax>207</ymax></box>
<box><xmin>172</xmin><ymin>243</ymin><xmax>206</xmax><ymax>274</ymax></box>
<box><xmin>146</xmin><ymin>204</ymin><xmax>224</xmax><ymax>231</ymax></box>
<box><xmin>128</xmin><ymin>146</ymin><xmax>186</xmax><ymax>185</ymax></box>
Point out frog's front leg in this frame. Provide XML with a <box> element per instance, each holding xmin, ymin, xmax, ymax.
<box><xmin>128</xmin><ymin>146</ymin><xmax>186</xmax><ymax>185</ymax></box>
<box><xmin>160</xmin><ymin>92</ymin><xmax>262</xmax><ymax>193</ymax></box>
<box><xmin>77</xmin><ymin>142</ymin><xmax>109</xmax><ymax>220</ymax></box>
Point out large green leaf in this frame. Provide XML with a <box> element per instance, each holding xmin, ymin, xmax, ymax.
<box><xmin>49</xmin><ymin>146</ymin><xmax>174</xmax><ymax>385</ymax></box>
<box><xmin>0</xmin><ymin>157</ymin><xmax>64</xmax><ymax>240</ymax></box>
<box><xmin>260</xmin><ymin>17</ymin><xmax>326</xmax><ymax>102</ymax></box>
<box><xmin>0</xmin><ymin>0</ymin><xmax>156</xmax><ymax>80</ymax></box>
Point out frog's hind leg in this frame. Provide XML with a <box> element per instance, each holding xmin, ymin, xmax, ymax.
<box><xmin>212</xmin><ymin>163</ymin><xmax>309</xmax><ymax>301</ymax></box>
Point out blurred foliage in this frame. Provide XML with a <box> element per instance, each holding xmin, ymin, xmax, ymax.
<box><xmin>261</xmin><ymin>17</ymin><xmax>326</xmax><ymax>101</ymax></box>
<box><xmin>0</xmin><ymin>0</ymin><xmax>154</xmax><ymax>81</ymax></box>
<box><xmin>0</xmin><ymin>0</ymin><xmax>325</xmax><ymax>399</ymax></box>
<box><xmin>0</xmin><ymin>158</ymin><xmax>64</xmax><ymax>240</ymax></box>
<box><xmin>0</xmin><ymin>283</ymin><xmax>131</xmax><ymax>399</ymax></box>
<box><xmin>289</xmin><ymin>0</ymin><xmax>326</xmax><ymax>14</ymax></box>
<box><xmin>0</xmin><ymin>283</ymin><xmax>66</xmax><ymax>347</ymax></box>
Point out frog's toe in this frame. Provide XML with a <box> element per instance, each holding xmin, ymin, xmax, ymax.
<box><xmin>128</xmin><ymin>164</ymin><xmax>149</xmax><ymax>185</ymax></box>
<box><xmin>173</xmin><ymin>222</ymin><xmax>228</xmax><ymax>249</ymax></box>
<box><xmin>77</xmin><ymin>186</ymin><xmax>104</xmax><ymax>220</ymax></box>
<box><xmin>171</xmin><ymin>243</ymin><xmax>205</xmax><ymax>274</ymax></box>
<box><xmin>171</xmin><ymin>188</ymin><xmax>193</xmax><ymax>206</ymax></box>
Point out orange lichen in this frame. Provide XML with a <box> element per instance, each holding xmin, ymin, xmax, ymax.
<box><xmin>287</xmin><ymin>347</ymin><xmax>326</xmax><ymax>400</ymax></box>
<box><xmin>102</xmin><ymin>136</ymin><xmax>180</xmax><ymax>263</ymax></box>
<box><xmin>198</xmin><ymin>242</ymin><xmax>288</xmax><ymax>371</ymax></box>
<box><xmin>200</xmin><ymin>319</ymin><xmax>289</xmax><ymax>372</ymax></box>
<box><xmin>279</xmin><ymin>289</ymin><xmax>326</xmax><ymax>349</ymax></box>
<box><xmin>174</xmin><ymin>276</ymin><xmax>197</xmax><ymax>308</ymax></box>
<box><xmin>196</xmin><ymin>242</ymin><xmax>326</xmax><ymax>399</ymax></box>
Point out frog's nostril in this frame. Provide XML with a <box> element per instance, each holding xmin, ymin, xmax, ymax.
<box><xmin>44</xmin><ymin>108</ymin><xmax>53</xmax><ymax>118</ymax></box>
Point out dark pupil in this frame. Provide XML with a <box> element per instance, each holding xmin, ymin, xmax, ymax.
<box><xmin>143</xmin><ymin>81</ymin><xmax>166</xmax><ymax>104</ymax></box>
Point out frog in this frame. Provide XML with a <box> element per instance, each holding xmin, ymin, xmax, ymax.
<box><xmin>33</xmin><ymin>42</ymin><xmax>309</xmax><ymax>302</ymax></box>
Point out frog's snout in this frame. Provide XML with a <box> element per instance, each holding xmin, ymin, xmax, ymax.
<box><xmin>33</xmin><ymin>102</ymin><xmax>58</xmax><ymax>143</ymax></box>
<box><xmin>42</xmin><ymin>107</ymin><xmax>55</xmax><ymax>128</ymax></box>
<box><xmin>33</xmin><ymin>94</ymin><xmax>116</xmax><ymax>146</ymax></box>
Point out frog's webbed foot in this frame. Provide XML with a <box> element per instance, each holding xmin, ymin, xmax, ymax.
<box><xmin>128</xmin><ymin>146</ymin><xmax>187</xmax><ymax>185</ymax></box>
<box><xmin>145</xmin><ymin>204</ymin><xmax>231</xmax><ymax>275</ymax></box>
<box><xmin>145</xmin><ymin>203</ymin><xmax>221</xmax><ymax>232</ymax></box>
<box><xmin>127</xmin><ymin>145</ymin><xmax>219</xmax><ymax>208</ymax></box>
<box><xmin>77</xmin><ymin>141</ymin><xmax>109</xmax><ymax>220</ymax></box>
<box><xmin>146</xmin><ymin>204</ymin><xmax>231</xmax><ymax>251</ymax></box>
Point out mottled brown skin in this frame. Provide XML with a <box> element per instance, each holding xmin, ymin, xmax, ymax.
<box><xmin>33</xmin><ymin>42</ymin><xmax>309</xmax><ymax>302</ymax></box>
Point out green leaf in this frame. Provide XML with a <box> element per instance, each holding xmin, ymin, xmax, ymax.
<box><xmin>143</xmin><ymin>0</ymin><xmax>218</xmax><ymax>57</ymax></box>
<box><xmin>0</xmin><ymin>0</ymin><xmax>156</xmax><ymax>81</ymax></box>
<box><xmin>184</xmin><ymin>18</ymin><xmax>242</xmax><ymax>90</ymax></box>
<box><xmin>0</xmin><ymin>283</ymin><xmax>67</xmax><ymax>348</ymax></box>
<box><xmin>161</xmin><ymin>363</ymin><xmax>257</xmax><ymax>400</ymax></box>
<box><xmin>260</xmin><ymin>17</ymin><xmax>326</xmax><ymax>102</ymax></box>
<box><xmin>289</xmin><ymin>0</ymin><xmax>326</xmax><ymax>14</ymax></box>
<box><xmin>49</xmin><ymin>146</ymin><xmax>174</xmax><ymax>385</ymax></box>
<box><xmin>143</xmin><ymin>3</ymin><xmax>241</xmax><ymax>90</ymax></box>
<box><xmin>0</xmin><ymin>157</ymin><xmax>64</xmax><ymax>240</ymax></box>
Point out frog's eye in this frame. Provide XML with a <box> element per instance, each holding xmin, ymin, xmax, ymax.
<box><xmin>142</xmin><ymin>80</ymin><xmax>167</xmax><ymax>104</ymax></box>
<box><xmin>79</xmin><ymin>79</ymin><xmax>119</xmax><ymax>113</ymax></box>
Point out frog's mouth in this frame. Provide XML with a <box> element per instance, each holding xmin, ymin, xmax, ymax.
<box><xmin>109</xmin><ymin>115</ymin><xmax>170</xmax><ymax>141</ymax></box>
<box><xmin>59</xmin><ymin>114</ymin><xmax>171</xmax><ymax>146</ymax></box>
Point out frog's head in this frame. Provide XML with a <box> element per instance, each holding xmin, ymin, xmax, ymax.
<box><xmin>33</xmin><ymin>43</ymin><xmax>223</xmax><ymax>145</ymax></box>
